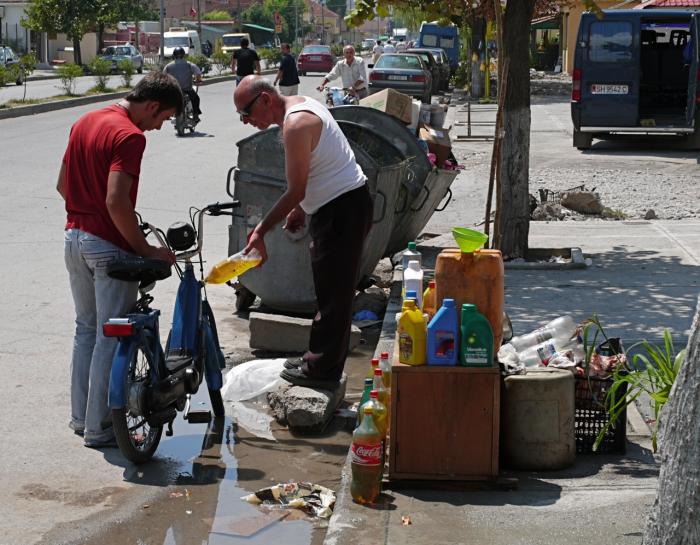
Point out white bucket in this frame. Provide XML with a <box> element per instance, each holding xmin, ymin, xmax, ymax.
<box><xmin>430</xmin><ymin>104</ymin><xmax>446</xmax><ymax>128</ymax></box>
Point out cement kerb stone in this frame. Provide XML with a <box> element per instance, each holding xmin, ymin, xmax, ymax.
<box><xmin>248</xmin><ymin>311</ymin><xmax>361</xmax><ymax>353</ymax></box>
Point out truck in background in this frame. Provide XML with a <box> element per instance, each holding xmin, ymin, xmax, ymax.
<box><xmin>162</xmin><ymin>28</ymin><xmax>202</xmax><ymax>58</ymax></box>
<box><xmin>221</xmin><ymin>33</ymin><xmax>253</xmax><ymax>54</ymax></box>
<box><xmin>417</xmin><ymin>22</ymin><xmax>459</xmax><ymax>74</ymax></box>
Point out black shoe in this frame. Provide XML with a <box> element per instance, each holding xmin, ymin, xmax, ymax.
<box><xmin>283</xmin><ymin>357</ymin><xmax>305</xmax><ymax>370</ymax></box>
<box><xmin>280</xmin><ymin>368</ymin><xmax>339</xmax><ymax>390</ymax></box>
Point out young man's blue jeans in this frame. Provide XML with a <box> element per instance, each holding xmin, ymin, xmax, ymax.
<box><xmin>64</xmin><ymin>229</ymin><xmax>138</xmax><ymax>444</ymax></box>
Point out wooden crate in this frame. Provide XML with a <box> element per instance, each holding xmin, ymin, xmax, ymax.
<box><xmin>388</xmin><ymin>341</ymin><xmax>500</xmax><ymax>481</ymax></box>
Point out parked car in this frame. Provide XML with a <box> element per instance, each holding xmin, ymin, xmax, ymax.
<box><xmin>405</xmin><ymin>48</ymin><xmax>441</xmax><ymax>94</ymax></box>
<box><xmin>368</xmin><ymin>53</ymin><xmax>432</xmax><ymax>103</ymax></box>
<box><xmin>421</xmin><ymin>47</ymin><xmax>451</xmax><ymax>91</ymax></box>
<box><xmin>297</xmin><ymin>45</ymin><xmax>334</xmax><ymax>76</ymax></box>
<box><xmin>98</xmin><ymin>44</ymin><xmax>144</xmax><ymax>73</ymax></box>
<box><xmin>0</xmin><ymin>46</ymin><xmax>23</xmax><ymax>85</ymax></box>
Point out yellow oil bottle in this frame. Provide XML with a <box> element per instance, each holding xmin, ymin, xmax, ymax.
<box><xmin>398</xmin><ymin>299</ymin><xmax>427</xmax><ymax>366</ymax></box>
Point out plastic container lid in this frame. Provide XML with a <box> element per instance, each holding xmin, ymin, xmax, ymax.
<box><xmin>428</xmin><ymin>280</ymin><xmax>436</xmax><ymax>288</ymax></box>
<box><xmin>442</xmin><ymin>298</ymin><xmax>455</xmax><ymax>308</ymax></box>
<box><xmin>380</xmin><ymin>352</ymin><xmax>389</xmax><ymax>359</ymax></box>
<box><xmin>408</xmin><ymin>241</ymin><xmax>417</xmax><ymax>250</ymax></box>
<box><xmin>370</xmin><ymin>390</ymin><xmax>378</xmax><ymax>398</ymax></box>
<box><xmin>452</xmin><ymin>227</ymin><xmax>488</xmax><ymax>253</ymax></box>
<box><xmin>462</xmin><ymin>303</ymin><xmax>476</xmax><ymax>313</ymax></box>
<box><xmin>374</xmin><ymin>368</ymin><xmax>383</xmax><ymax>375</ymax></box>
<box><xmin>405</xmin><ymin>290</ymin><xmax>417</xmax><ymax>299</ymax></box>
<box><xmin>364</xmin><ymin>377</ymin><xmax>373</xmax><ymax>384</ymax></box>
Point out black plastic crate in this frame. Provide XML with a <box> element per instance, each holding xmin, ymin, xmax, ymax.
<box><xmin>574</xmin><ymin>375</ymin><xmax>627</xmax><ymax>454</ymax></box>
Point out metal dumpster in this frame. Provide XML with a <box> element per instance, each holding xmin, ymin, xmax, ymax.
<box><xmin>227</xmin><ymin>125</ymin><xmax>407</xmax><ymax>313</ymax></box>
<box><xmin>330</xmin><ymin>105</ymin><xmax>457</xmax><ymax>257</ymax></box>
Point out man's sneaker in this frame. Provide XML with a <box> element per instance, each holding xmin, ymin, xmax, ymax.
<box><xmin>69</xmin><ymin>421</ymin><xmax>85</xmax><ymax>437</ymax></box>
<box><xmin>84</xmin><ymin>436</ymin><xmax>118</xmax><ymax>449</ymax></box>
<box><xmin>283</xmin><ymin>357</ymin><xmax>305</xmax><ymax>370</ymax></box>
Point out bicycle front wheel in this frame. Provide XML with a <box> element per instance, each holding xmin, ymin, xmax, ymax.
<box><xmin>113</xmin><ymin>334</ymin><xmax>164</xmax><ymax>464</ymax></box>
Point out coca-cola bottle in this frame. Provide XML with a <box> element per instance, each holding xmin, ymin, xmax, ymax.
<box><xmin>351</xmin><ymin>406</ymin><xmax>383</xmax><ymax>504</ymax></box>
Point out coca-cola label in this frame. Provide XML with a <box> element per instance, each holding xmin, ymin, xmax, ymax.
<box><xmin>351</xmin><ymin>442</ymin><xmax>382</xmax><ymax>466</ymax></box>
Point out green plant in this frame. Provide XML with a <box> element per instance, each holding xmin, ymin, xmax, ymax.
<box><xmin>211</xmin><ymin>50</ymin><xmax>231</xmax><ymax>75</ymax></box>
<box><xmin>330</xmin><ymin>43</ymin><xmax>344</xmax><ymax>57</ymax></box>
<box><xmin>18</xmin><ymin>53</ymin><xmax>38</xmax><ymax>99</ymax></box>
<box><xmin>582</xmin><ymin>315</ymin><xmax>684</xmax><ymax>452</ymax></box>
<box><xmin>203</xmin><ymin>9</ymin><xmax>231</xmax><ymax>20</ymax></box>
<box><xmin>88</xmin><ymin>57</ymin><xmax>112</xmax><ymax>92</ymax></box>
<box><xmin>57</xmin><ymin>63</ymin><xmax>84</xmax><ymax>95</ymax></box>
<box><xmin>0</xmin><ymin>65</ymin><xmax>9</xmax><ymax>86</ymax></box>
<box><xmin>258</xmin><ymin>47</ymin><xmax>281</xmax><ymax>68</ymax></box>
<box><xmin>189</xmin><ymin>53</ymin><xmax>211</xmax><ymax>75</ymax></box>
<box><xmin>118</xmin><ymin>59</ymin><xmax>135</xmax><ymax>87</ymax></box>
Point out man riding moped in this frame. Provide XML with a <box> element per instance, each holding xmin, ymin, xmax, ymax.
<box><xmin>164</xmin><ymin>47</ymin><xmax>203</xmax><ymax>123</ymax></box>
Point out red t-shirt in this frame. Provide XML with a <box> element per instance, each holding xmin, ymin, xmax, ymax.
<box><xmin>63</xmin><ymin>104</ymin><xmax>146</xmax><ymax>252</ymax></box>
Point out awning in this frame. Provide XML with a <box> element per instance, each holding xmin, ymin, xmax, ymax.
<box><xmin>531</xmin><ymin>14</ymin><xmax>560</xmax><ymax>30</ymax></box>
<box><xmin>242</xmin><ymin>23</ymin><xmax>275</xmax><ymax>33</ymax></box>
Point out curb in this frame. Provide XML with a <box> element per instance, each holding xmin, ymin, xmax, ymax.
<box><xmin>0</xmin><ymin>70</ymin><xmax>277</xmax><ymax>121</ymax></box>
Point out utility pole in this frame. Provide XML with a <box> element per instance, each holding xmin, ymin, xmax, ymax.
<box><xmin>197</xmin><ymin>0</ymin><xmax>202</xmax><ymax>36</ymax></box>
<box><xmin>295</xmin><ymin>0</ymin><xmax>298</xmax><ymax>45</ymax></box>
<box><xmin>321</xmin><ymin>0</ymin><xmax>325</xmax><ymax>44</ymax></box>
<box><xmin>237</xmin><ymin>0</ymin><xmax>241</xmax><ymax>32</ymax></box>
<box><xmin>159</xmin><ymin>0</ymin><xmax>165</xmax><ymax>63</ymax></box>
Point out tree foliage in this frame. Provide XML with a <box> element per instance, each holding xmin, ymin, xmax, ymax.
<box><xmin>204</xmin><ymin>10</ymin><xmax>233</xmax><ymax>21</ymax></box>
<box><xmin>241</xmin><ymin>0</ymin><xmax>306</xmax><ymax>44</ymax></box>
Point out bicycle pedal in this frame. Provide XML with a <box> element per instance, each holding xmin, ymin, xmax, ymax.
<box><xmin>185</xmin><ymin>409</ymin><xmax>212</xmax><ymax>424</ymax></box>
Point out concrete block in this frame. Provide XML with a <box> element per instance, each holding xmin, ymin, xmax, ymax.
<box><xmin>267</xmin><ymin>375</ymin><xmax>347</xmax><ymax>431</ymax></box>
<box><xmin>249</xmin><ymin>312</ymin><xmax>361</xmax><ymax>352</ymax></box>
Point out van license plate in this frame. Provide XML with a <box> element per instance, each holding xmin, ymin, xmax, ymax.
<box><xmin>591</xmin><ymin>84</ymin><xmax>628</xmax><ymax>94</ymax></box>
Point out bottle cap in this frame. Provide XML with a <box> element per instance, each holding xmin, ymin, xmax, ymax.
<box><xmin>405</xmin><ymin>290</ymin><xmax>417</xmax><ymax>299</ymax></box>
<box><xmin>371</xmin><ymin>358</ymin><xmax>379</xmax><ymax>366</ymax></box>
<box><xmin>380</xmin><ymin>352</ymin><xmax>389</xmax><ymax>359</ymax></box>
<box><xmin>364</xmin><ymin>377</ymin><xmax>373</xmax><ymax>385</ymax></box>
<box><xmin>374</xmin><ymin>368</ymin><xmax>383</xmax><ymax>376</ymax></box>
<box><xmin>408</xmin><ymin>241</ymin><xmax>417</xmax><ymax>250</ymax></box>
<box><xmin>370</xmin><ymin>390</ymin><xmax>379</xmax><ymax>398</ymax></box>
<box><xmin>462</xmin><ymin>303</ymin><xmax>476</xmax><ymax>313</ymax></box>
<box><xmin>443</xmin><ymin>298</ymin><xmax>455</xmax><ymax>308</ymax></box>
<box><xmin>428</xmin><ymin>280</ymin><xmax>436</xmax><ymax>288</ymax></box>
<box><xmin>402</xmin><ymin>299</ymin><xmax>417</xmax><ymax>310</ymax></box>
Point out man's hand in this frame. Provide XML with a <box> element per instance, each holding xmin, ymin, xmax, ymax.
<box><xmin>283</xmin><ymin>207</ymin><xmax>306</xmax><ymax>233</ymax></box>
<box><xmin>143</xmin><ymin>244</ymin><xmax>177</xmax><ymax>265</ymax></box>
<box><xmin>317</xmin><ymin>84</ymin><xmax>325</xmax><ymax>92</ymax></box>
<box><xmin>244</xmin><ymin>227</ymin><xmax>268</xmax><ymax>265</ymax></box>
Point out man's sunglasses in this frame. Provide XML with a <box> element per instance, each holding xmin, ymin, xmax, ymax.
<box><xmin>238</xmin><ymin>92</ymin><xmax>262</xmax><ymax>120</ymax></box>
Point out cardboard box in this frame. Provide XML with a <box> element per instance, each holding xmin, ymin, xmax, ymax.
<box><xmin>419</xmin><ymin>123</ymin><xmax>452</xmax><ymax>166</ymax></box>
<box><xmin>360</xmin><ymin>88</ymin><xmax>413</xmax><ymax>124</ymax></box>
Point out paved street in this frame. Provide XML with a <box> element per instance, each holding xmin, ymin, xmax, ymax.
<box><xmin>0</xmin><ymin>74</ymin><xmax>148</xmax><ymax>103</ymax></box>
<box><xmin>1</xmin><ymin>77</ymin><xmax>698</xmax><ymax>544</ymax></box>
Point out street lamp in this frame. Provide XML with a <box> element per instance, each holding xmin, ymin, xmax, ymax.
<box><xmin>159</xmin><ymin>0</ymin><xmax>165</xmax><ymax>63</ymax></box>
<box><xmin>321</xmin><ymin>0</ymin><xmax>325</xmax><ymax>44</ymax></box>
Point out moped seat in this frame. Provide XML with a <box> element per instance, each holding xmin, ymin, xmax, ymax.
<box><xmin>107</xmin><ymin>258</ymin><xmax>172</xmax><ymax>284</ymax></box>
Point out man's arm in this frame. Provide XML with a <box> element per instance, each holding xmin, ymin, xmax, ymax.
<box><xmin>105</xmin><ymin>171</ymin><xmax>176</xmax><ymax>264</ymax></box>
<box><xmin>244</xmin><ymin>112</ymin><xmax>320</xmax><ymax>261</ymax></box>
<box><xmin>318</xmin><ymin>61</ymin><xmax>340</xmax><ymax>89</ymax></box>
<box><xmin>230</xmin><ymin>53</ymin><xmax>237</xmax><ymax>73</ymax></box>
<box><xmin>56</xmin><ymin>162</ymin><xmax>67</xmax><ymax>200</ymax></box>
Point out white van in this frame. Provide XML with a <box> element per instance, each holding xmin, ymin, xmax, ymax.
<box><xmin>162</xmin><ymin>28</ymin><xmax>202</xmax><ymax>58</ymax></box>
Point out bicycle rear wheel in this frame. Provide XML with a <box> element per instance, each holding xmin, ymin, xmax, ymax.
<box><xmin>113</xmin><ymin>333</ymin><xmax>164</xmax><ymax>464</ymax></box>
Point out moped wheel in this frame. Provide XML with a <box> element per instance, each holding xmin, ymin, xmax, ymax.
<box><xmin>113</xmin><ymin>337</ymin><xmax>163</xmax><ymax>464</ymax></box>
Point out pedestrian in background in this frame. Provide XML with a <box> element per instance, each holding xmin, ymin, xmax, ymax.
<box><xmin>234</xmin><ymin>75</ymin><xmax>372</xmax><ymax>389</ymax></box>
<box><xmin>57</xmin><ymin>73</ymin><xmax>178</xmax><ymax>448</ymax></box>
<box><xmin>317</xmin><ymin>45</ymin><xmax>368</xmax><ymax>100</ymax></box>
<box><xmin>231</xmin><ymin>38</ymin><xmax>261</xmax><ymax>84</ymax></box>
<box><xmin>274</xmin><ymin>43</ymin><xmax>300</xmax><ymax>96</ymax></box>
<box><xmin>372</xmin><ymin>40</ymin><xmax>384</xmax><ymax>64</ymax></box>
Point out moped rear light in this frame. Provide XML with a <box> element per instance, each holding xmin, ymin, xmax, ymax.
<box><xmin>103</xmin><ymin>319</ymin><xmax>135</xmax><ymax>337</ymax></box>
<box><xmin>572</xmin><ymin>68</ymin><xmax>582</xmax><ymax>102</ymax></box>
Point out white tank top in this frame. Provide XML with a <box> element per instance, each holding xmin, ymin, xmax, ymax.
<box><xmin>283</xmin><ymin>97</ymin><xmax>366</xmax><ymax>214</ymax></box>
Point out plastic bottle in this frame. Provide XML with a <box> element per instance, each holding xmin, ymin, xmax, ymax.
<box><xmin>366</xmin><ymin>357</ymin><xmax>380</xmax><ymax>380</ymax></box>
<box><xmin>379</xmin><ymin>351</ymin><xmax>391</xmax><ymax>390</ymax></box>
<box><xmin>357</xmin><ymin>377</ymin><xmax>374</xmax><ymax>424</ymax></box>
<box><xmin>398</xmin><ymin>299</ymin><xmax>427</xmax><ymax>366</ymax></box>
<box><xmin>358</xmin><ymin>390</ymin><xmax>388</xmax><ymax>438</ymax></box>
<box><xmin>427</xmin><ymin>298</ymin><xmax>458</xmax><ymax>366</ymax></box>
<box><xmin>460</xmin><ymin>304</ymin><xmax>494</xmax><ymax>367</ymax></box>
<box><xmin>401</xmin><ymin>241</ymin><xmax>422</xmax><ymax>273</ymax></box>
<box><xmin>514</xmin><ymin>337</ymin><xmax>579</xmax><ymax>368</ymax></box>
<box><xmin>403</xmin><ymin>260</ymin><xmax>424</xmax><ymax>309</ymax></box>
<box><xmin>373</xmin><ymin>367</ymin><xmax>391</xmax><ymax>434</ymax></box>
<box><xmin>507</xmin><ymin>315</ymin><xmax>578</xmax><ymax>352</ymax></box>
<box><xmin>205</xmin><ymin>248</ymin><xmax>262</xmax><ymax>284</ymax></box>
<box><xmin>350</xmin><ymin>406</ymin><xmax>383</xmax><ymax>504</ymax></box>
<box><xmin>422</xmin><ymin>280</ymin><xmax>437</xmax><ymax>319</ymax></box>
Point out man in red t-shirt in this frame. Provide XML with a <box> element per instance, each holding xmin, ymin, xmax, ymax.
<box><xmin>57</xmin><ymin>73</ymin><xmax>182</xmax><ymax>448</ymax></box>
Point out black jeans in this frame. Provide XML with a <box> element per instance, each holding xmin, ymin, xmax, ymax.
<box><xmin>304</xmin><ymin>184</ymin><xmax>373</xmax><ymax>381</ymax></box>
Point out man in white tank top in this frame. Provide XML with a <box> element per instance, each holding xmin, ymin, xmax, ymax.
<box><xmin>234</xmin><ymin>75</ymin><xmax>373</xmax><ymax>389</ymax></box>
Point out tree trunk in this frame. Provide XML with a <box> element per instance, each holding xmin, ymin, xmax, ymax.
<box><xmin>493</xmin><ymin>0</ymin><xmax>535</xmax><ymax>259</ymax></box>
<box><xmin>97</xmin><ymin>23</ymin><xmax>104</xmax><ymax>54</ymax></box>
<box><xmin>72</xmin><ymin>35</ymin><xmax>82</xmax><ymax>66</ymax></box>
<box><xmin>642</xmin><ymin>297</ymin><xmax>700</xmax><ymax>544</ymax></box>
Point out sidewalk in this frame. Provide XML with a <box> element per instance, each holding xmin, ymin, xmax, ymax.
<box><xmin>324</xmin><ymin>204</ymin><xmax>700</xmax><ymax>542</ymax></box>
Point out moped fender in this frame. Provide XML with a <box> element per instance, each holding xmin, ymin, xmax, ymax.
<box><xmin>108</xmin><ymin>338</ymin><xmax>136</xmax><ymax>409</ymax></box>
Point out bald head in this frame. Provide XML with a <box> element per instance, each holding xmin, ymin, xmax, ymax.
<box><xmin>234</xmin><ymin>75</ymin><xmax>277</xmax><ymax>105</ymax></box>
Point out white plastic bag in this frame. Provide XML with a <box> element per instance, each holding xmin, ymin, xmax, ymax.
<box><xmin>221</xmin><ymin>358</ymin><xmax>286</xmax><ymax>402</ymax></box>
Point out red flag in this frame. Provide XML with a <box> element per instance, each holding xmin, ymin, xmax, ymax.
<box><xmin>190</xmin><ymin>7</ymin><xmax>197</xmax><ymax>16</ymax></box>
